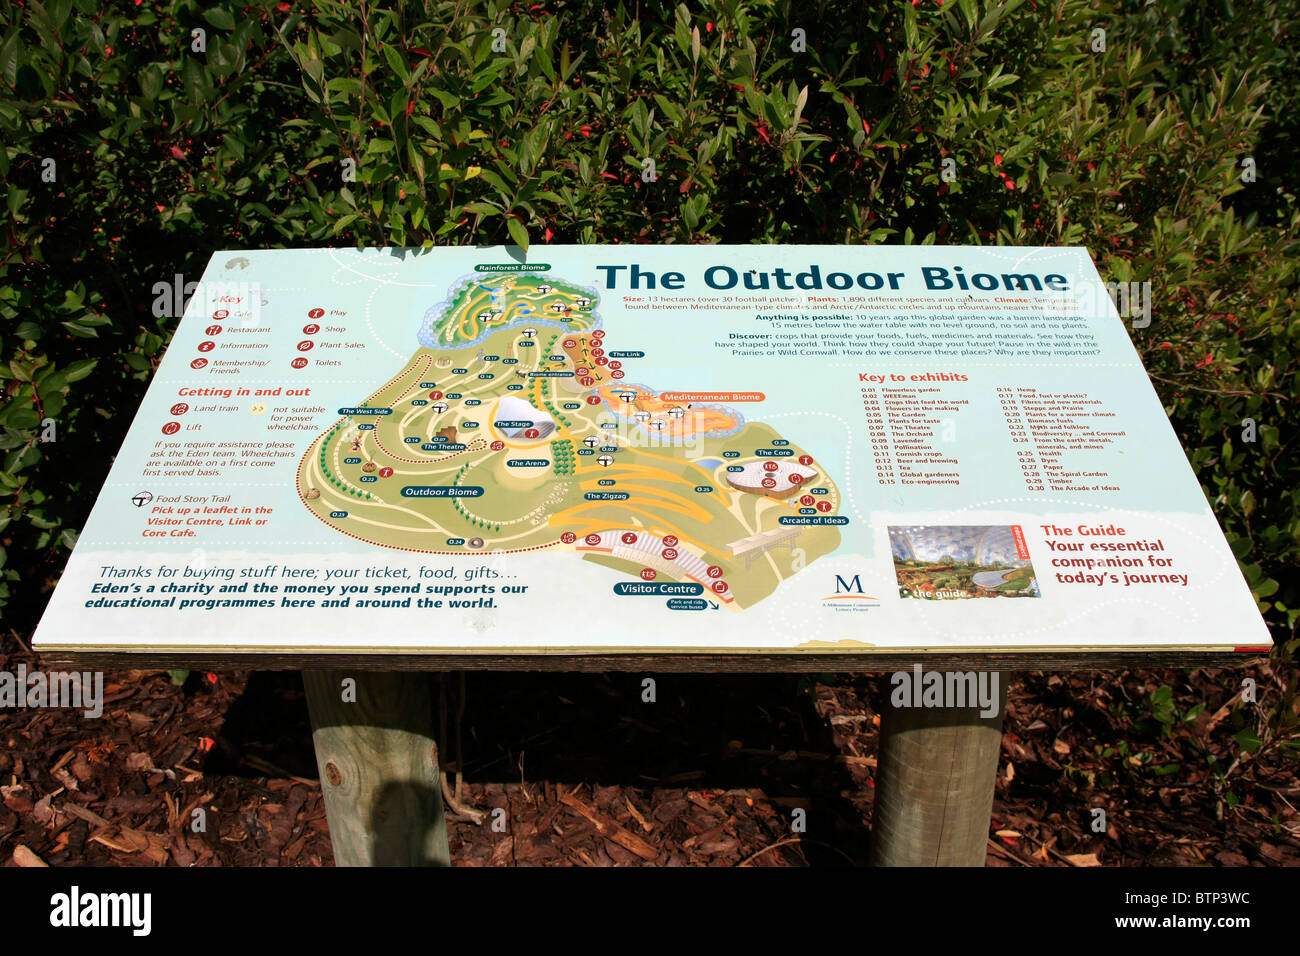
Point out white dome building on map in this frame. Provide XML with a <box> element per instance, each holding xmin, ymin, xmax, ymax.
<box><xmin>493</xmin><ymin>395</ymin><xmax>556</xmax><ymax>440</ymax></box>
<box><xmin>725</xmin><ymin>460</ymin><xmax>818</xmax><ymax>499</ymax></box>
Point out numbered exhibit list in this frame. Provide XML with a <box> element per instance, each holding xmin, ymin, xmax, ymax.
<box><xmin>861</xmin><ymin>372</ymin><xmax>970</xmax><ymax>487</ymax></box>
<box><xmin>861</xmin><ymin>375</ymin><xmax>1129</xmax><ymax>493</ymax></box>
<box><xmin>998</xmin><ymin>386</ymin><xmax>1125</xmax><ymax>493</ymax></box>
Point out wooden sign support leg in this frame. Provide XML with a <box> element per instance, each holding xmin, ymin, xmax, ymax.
<box><xmin>303</xmin><ymin>670</ymin><xmax>450</xmax><ymax>866</ymax></box>
<box><xmin>869</xmin><ymin>671</ymin><xmax>1008</xmax><ymax>867</ymax></box>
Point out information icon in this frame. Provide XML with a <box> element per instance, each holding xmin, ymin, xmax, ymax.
<box><xmin>198</xmin><ymin>340</ymin><xmax>216</xmax><ymax>352</ymax></box>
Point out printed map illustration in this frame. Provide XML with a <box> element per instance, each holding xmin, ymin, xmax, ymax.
<box><xmin>296</xmin><ymin>272</ymin><xmax>842</xmax><ymax>611</ymax></box>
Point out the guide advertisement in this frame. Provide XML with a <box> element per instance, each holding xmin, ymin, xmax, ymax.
<box><xmin>33</xmin><ymin>245</ymin><xmax>1271</xmax><ymax>655</ymax></box>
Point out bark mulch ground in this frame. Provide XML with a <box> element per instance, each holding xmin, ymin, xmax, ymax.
<box><xmin>2</xmin><ymin>632</ymin><xmax>1296</xmax><ymax>866</ymax></box>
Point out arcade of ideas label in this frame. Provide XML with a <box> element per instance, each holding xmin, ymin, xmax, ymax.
<box><xmin>32</xmin><ymin>246</ymin><xmax>1270</xmax><ymax>655</ymax></box>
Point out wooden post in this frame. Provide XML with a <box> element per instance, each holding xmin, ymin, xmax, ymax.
<box><xmin>870</xmin><ymin>671</ymin><xmax>1007</xmax><ymax>867</ymax></box>
<box><xmin>303</xmin><ymin>670</ymin><xmax>450</xmax><ymax>866</ymax></box>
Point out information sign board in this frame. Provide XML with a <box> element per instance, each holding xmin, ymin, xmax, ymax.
<box><xmin>33</xmin><ymin>246</ymin><xmax>1271</xmax><ymax>659</ymax></box>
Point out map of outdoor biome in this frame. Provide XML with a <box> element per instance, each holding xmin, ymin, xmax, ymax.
<box><xmin>296</xmin><ymin>271</ymin><xmax>841</xmax><ymax>611</ymax></box>
<box><xmin>32</xmin><ymin>245</ymin><xmax>1271</xmax><ymax>658</ymax></box>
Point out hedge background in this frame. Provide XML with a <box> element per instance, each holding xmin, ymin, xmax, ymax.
<box><xmin>2</xmin><ymin>0</ymin><xmax>1297</xmax><ymax>669</ymax></box>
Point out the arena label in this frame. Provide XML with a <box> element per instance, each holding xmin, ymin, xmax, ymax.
<box><xmin>34</xmin><ymin>246</ymin><xmax>1270</xmax><ymax>656</ymax></box>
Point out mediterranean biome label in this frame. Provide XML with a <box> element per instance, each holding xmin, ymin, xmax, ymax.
<box><xmin>33</xmin><ymin>245</ymin><xmax>1269</xmax><ymax>654</ymax></box>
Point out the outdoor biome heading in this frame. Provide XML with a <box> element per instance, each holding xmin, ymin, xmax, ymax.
<box><xmin>595</xmin><ymin>264</ymin><xmax>1072</xmax><ymax>293</ymax></box>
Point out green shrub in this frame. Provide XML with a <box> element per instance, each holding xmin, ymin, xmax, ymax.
<box><xmin>1</xmin><ymin>0</ymin><xmax>1296</xmax><ymax>648</ymax></box>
